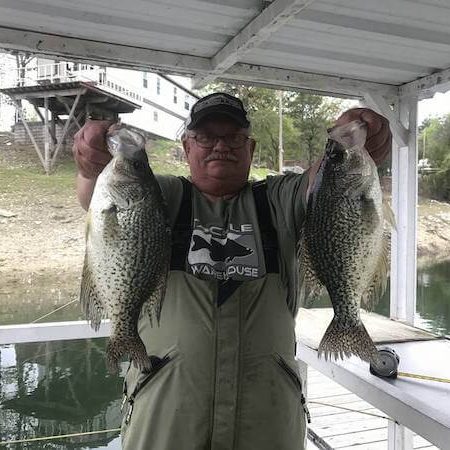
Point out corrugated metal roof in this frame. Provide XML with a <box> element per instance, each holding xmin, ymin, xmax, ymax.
<box><xmin>0</xmin><ymin>0</ymin><xmax>449</xmax><ymax>98</ymax></box>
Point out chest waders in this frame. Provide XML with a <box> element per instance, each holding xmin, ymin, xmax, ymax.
<box><xmin>121</xmin><ymin>178</ymin><xmax>307</xmax><ymax>450</ymax></box>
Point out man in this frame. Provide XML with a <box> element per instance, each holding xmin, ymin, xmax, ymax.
<box><xmin>73</xmin><ymin>92</ymin><xmax>391</xmax><ymax>450</ymax></box>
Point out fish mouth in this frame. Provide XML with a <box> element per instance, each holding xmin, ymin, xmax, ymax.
<box><xmin>107</xmin><ymin>128</ymin><xmax>146</xmax><ymax>158</ymax></box>
<box><xmin>328</xmin><ymin>120</ymin><xmax>367</xmax><ymax>149</ymax></box>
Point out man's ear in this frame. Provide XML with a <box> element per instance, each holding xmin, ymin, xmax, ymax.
<box><xmin>182</xmin><ymin>138</ymin><xmax>190</xmax><ymax>159</ymax></box>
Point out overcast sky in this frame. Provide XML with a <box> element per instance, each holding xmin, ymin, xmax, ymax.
<box><xmin>418</xmin><ymin>90</ymin><xmax>450</xmax><ymax>124</ymax></box>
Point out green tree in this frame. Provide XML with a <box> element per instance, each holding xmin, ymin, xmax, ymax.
<box><xmin>418</xmin><ymin>114</ymin><xmax>450</xmax><ymax>166</ymax></box>
<box><xmin>418</xmin><ymin>114</ymin><xmax>450</xmax><ymax>201</ymax></box>
<box><xmin>285</xmin><ymin>93</ymin><xmax>342</xmax><ymax>166</ymax></box>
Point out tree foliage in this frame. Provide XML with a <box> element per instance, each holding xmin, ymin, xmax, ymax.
<box><xmin>202</xmin><ymin>82</ymin><xmax>344</xmax><ymax>170</ymax></box>
<box><xmin>418</xmin><ymin>114</ymin><xmax>450</xmax><ymax>167</ymax></box>
<box><xmin>418</xmin><ymin>113</ymin><xmax>450</xmax><ymax>201</ymax></box>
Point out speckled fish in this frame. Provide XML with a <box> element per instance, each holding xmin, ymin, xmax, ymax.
<box><xmin>298</xmin><ymin>120</ymin><xmax>394</xmax><ymax>363</ymax></box>
<box><xmin>80</xmin><ymin>126</ymin><xmax>171</xmax><ymax>373</ymax></box>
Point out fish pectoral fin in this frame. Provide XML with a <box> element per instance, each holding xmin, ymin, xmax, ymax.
<box><xmin>361</xmin><ymin>232</ymin><xmax>391</xmax><ymax>311</ymax></box>
<box><xmin>382</xmin><ymin>199</ymin><xmax>396</xmax><ymax>230</ymax></box>
<box><xmin>80</xmin><ymin>255</ymin><xmax>104</xmax><ymax>331</ymax></box>
<box><xmin>297</xmin><ymin>234</ymin><xmax>324</xmax><ymax>307</ymax></box>
<box><xmin>343</xmin><ymin>175</ymin><xmax>372</xmax><ymax>199</ymax></box>
<box><xmin>108</xmin><ymin>185</ymin><xmax>146</xmax><ymax>210</ymax></box>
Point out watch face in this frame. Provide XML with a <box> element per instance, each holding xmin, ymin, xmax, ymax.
<box><xmin>370</xmin><ymin>348</ymin><xmax>400</xmax><ymax>377</ymax></box>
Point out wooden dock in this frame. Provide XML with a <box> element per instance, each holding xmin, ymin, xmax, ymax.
<box><xmin>306</xmin><ymin>367</ymin><xmax>438</xmax><ymax>450</ymax></box>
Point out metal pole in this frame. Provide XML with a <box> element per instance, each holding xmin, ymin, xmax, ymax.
<box><xmin>278</xmin><ymin>90</ymin><xmax>283</xmax><ymax>174</ymax></box>
<box><xmin>44</xmin><ymin>97</ymin><xmax>50</xmax><ymax>174</ymax></box>
<box><xmin>422</xmin><ymin>129</ymin><xmax>426</xmax><ymax>159</ymax></box>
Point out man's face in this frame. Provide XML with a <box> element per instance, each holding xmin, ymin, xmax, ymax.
<box><xmin>183</xmin><ymin>118</ymin><xmax>255</xmax><ymax>196</ymax></box>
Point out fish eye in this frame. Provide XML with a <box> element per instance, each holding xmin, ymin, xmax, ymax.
<box><xmin>133</xmin><ymin>160</ymin><xmax>143</xmax><ymax>170</ymax></box>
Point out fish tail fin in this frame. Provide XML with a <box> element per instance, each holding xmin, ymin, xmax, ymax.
<box><xmin>318</xmin><ymin>317</ymin><xmax>378</xmax><ymax>363</ymax></box>
<box><xmin>106</xmin><ymin>335</ymin><xmax>151</xmax><ymax>374</ymax></box>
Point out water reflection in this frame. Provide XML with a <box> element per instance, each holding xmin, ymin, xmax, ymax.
<box><xmin>0</xmin><ymin>338</ymin><xmax>123</xmax><ymax>448</ymax></box>
<box><xmin>414</xmin><ymin>260</ymin><xmax>450</xmax><ymax>335</ymax></box>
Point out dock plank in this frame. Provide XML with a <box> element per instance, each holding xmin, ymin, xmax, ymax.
<box><xmin>297</xmin><ymin>308</ymin><xmax>436</xmax><ymax>350</ymax></box>
<box><xmin>306</xmin><ymin>367</ymin><xmax>438</xmax><ymax>450</ymax></box>
<box><xmin>326</xmin><ymin>428</ymin><xmax>387</xmax><ymax>448</ymax></box>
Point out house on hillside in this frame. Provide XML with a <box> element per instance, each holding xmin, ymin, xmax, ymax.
<box><xmin>0</xmin><ymin>54</ymin><xmax>199</xmax><ymax>140</ymax></box>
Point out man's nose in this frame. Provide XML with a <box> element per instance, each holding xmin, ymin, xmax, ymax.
<box><xmin>212</xmin><ymin>137</ymin><xmax>230</xmax><ymax>151</ymax></box>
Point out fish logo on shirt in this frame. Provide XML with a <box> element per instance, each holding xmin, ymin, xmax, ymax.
<box><xmin>191</xmin><ymin>235</ymin><xmax>253</xmax><ymax>263</ymax></box>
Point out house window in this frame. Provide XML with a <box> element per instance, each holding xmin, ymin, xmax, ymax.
<box><xmin>156</xmin><ymin>77</ymin><xmax>161</xmax><ymax>95</ymax></box>
<box><xmin>184</xmin><ymin>95</ymin><xmax>190</xmax><ymax>110</ymax></box>
<box><xmin>154</xmin><ymin>111</ymin><xmax>158</xmax><ymax>122</ymax></box>
<box><xmin>143</xmin><ymin>73</ymin><xmax>148</xmax><ymax>88</ymax></box>
<box><xmin>173</xmin><ymin>87</ymin><xmax>178</xmax><ymax>104</ymax></box>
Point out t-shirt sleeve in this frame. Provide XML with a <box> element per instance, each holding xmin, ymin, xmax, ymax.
<box><xmin>266</xmin><ymin>171</ymin><xmax>310</xmax><ymax>241</ymax></box>
<box><xmin>155</xmin><ymin>174</ymin><xmax>184</xmax><ymax>228</ymax></box>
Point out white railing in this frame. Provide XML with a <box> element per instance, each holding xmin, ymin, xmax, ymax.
<box><xmin>0</xmin><ymin>320</ymin><xmax>111</xmax><ymax>345</ymax></box>
<box><xmin>2</xmin><ymin>62</ymin><xmax>143</xmax><ymax>104</ymax></box>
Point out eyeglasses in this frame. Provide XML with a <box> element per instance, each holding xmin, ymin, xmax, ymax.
<box><xmin>189</xmin><ymin>133</ymin><xmax>251</xmax><ymax>149</ymax></box>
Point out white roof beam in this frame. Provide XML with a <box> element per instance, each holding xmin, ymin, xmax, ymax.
<box><xmin>221</xmin><ymin>63</ymin><xmax>399</xmax><ymax>100</ymax></box>
<box><xmin>399</xmin><ymin>66</ymin><xmax>450</xmax><ymax>99</ymax></box>
<box><xmin>0</xmin><ymin>27</ymin><xmax>212</xmax><ymax>77</ymax></box>
<box><xmin>363</xmin><ymin>91</ymin><xmax>409</xmax><ymax>148</ymax></box>
<box><xmin>193</xmin><ymin>0</ymin><xmax>317</xmax><ymax>89</ymax></box>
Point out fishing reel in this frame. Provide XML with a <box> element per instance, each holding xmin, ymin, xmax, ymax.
<box><xmin>370</xmin><ymin>347</ymin><xmax>400</xmax><ymax>379</ymax></box>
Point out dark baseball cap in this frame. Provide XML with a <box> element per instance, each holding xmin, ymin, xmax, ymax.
<box><xmin>186</xmin><ymin>92</ymin><xmax>250</xmax><ymax>130</ymax></box>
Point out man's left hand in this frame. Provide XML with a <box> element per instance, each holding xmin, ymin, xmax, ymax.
<box><xmin>334</xmin><ymin>108</ymin><xmax>392</xmax><ymax>166</ymax></box>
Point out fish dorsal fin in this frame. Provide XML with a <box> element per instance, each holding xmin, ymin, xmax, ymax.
<box><xmin>361</xmin><ymin>231</ymin><xmax>391</xmax><ymax>311</ymax></box>
<box><xmin>297</xmin><ymin>233</ymin><xmax>325</xmax><ymax>307</ymax></box>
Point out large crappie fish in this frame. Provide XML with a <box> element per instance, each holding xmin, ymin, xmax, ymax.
<box><xmin>298</xmin><ymin>120</ymin><xmax>394</xmax><ymax>363</ymax></box>
<box><xmin>80</xmin><ymin>126</ymin><xmax>171</xmax><ymax>373</ymax></box>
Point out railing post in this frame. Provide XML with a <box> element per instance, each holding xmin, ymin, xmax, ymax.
<box><xmin>388</xmin><ymin>95</ymin><xmax>418</xmax><ymax>450</ymax></box>
<box><xmin>390</xmin><ymin>96</ymin><xmax>418</xmax><ymax>325</ymax></box>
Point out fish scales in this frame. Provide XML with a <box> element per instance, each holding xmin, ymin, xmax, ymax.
<box><xmin>299</xmin><ymin>120</ymin><xmax>391</xmax><ymax>363</ymax></box>
<box><xmin>80</xmin><ymin>127</ymin><xmax>171</xmax><ymax>373</ymax></box>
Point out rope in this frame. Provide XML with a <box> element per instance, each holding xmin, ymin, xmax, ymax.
<box><xmin>0</xmin><ymin>428</ymin><xmax>121</xmax><ymax>446</ymax></box>
<box><xmin>31</xmin><ymin>298</ymin><xmax>78</xmax><ymax>323</ymax></box>
<box><xmin>308</xmin><ymin>401</ymin><xmax>392</xmax><ymax>420</ymax></box>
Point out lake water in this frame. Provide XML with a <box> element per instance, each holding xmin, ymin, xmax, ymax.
<box><xmin>0</xmin><ymin>260</ymin><xmax>449</xmax><ymax>448</ymax></box>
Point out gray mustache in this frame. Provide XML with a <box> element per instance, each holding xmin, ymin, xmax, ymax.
<box><xmin>205</xmin><ymin>153</ymin><xmax>238</xmax><ymax>162</ymax></box>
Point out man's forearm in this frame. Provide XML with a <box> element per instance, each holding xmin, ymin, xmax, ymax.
<box><xmin>76</xmin><ymin>173</ymin><xmax>97</xmax><ymax>211</ymax></box>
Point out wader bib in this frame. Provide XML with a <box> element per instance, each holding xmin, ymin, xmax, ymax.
<box><xmin>121</xmin><ymin>176</ymin><xmax>308</xmax><ymax>450</ymax></box>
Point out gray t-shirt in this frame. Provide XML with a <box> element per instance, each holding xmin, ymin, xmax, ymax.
<box><xmin>156</xmin><ymin>172</ymin><xmax>309</xmax><ymax>314</ymax></box>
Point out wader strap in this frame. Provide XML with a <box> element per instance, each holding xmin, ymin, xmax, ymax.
<box><xmin>170</xmin><ymin>177</ymin><xmax>192</xmax><ymax>271</ymax></box>
<box><xmin>252</xmin><ymin>180</ymin><xmax>280</xmax><ymax>273</ymax></box>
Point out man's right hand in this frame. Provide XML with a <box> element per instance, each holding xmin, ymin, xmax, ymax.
<box><xmin>73</xmin><ymin>120</ymin><xmax>115</xmax><ymax>179</ymax></box>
